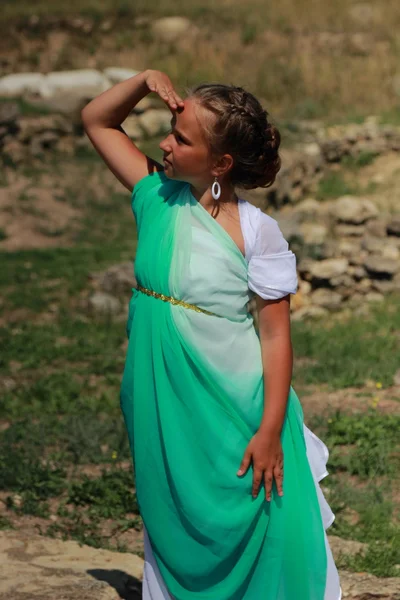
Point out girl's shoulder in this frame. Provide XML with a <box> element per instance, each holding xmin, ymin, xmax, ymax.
<box><xmin>239</xmin><ymin>199</ymin><xmax>287</xmax><ymax>259</ymax></box>
<box><xmin>239</xmin><ymin>199</ymin><xmax>298</xmax><ymax>299</ymax></box>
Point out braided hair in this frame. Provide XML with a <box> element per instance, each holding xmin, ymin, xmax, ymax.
<box><xmin>184</xmin><ymin>83</ymin><xmax>281</xmax><ymax>206</ymax></box>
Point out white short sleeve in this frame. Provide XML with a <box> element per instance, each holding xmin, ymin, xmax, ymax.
<box><xmin>247</xmin><ymin>212</ymin><xmax>298</xmax><ymax>300</ymax></box>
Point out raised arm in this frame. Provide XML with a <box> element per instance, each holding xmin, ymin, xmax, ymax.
<box><xmin>81</xmin><ymin>69</ymin><xmax>184</xmax><ymax>192</ymax></box>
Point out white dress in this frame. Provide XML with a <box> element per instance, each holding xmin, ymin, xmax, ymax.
<box><xmin>141</xmin><ymin>199</ymin><xmax>342</xmax><ymax>600</ymax></box>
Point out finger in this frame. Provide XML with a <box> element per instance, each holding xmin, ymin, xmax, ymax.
<box><xmin>164</xmin><ymin>88</ymin><xmax>178</xmax><ymax>107</ymax></box>
<box><xmin>264</xmin><ymin>470</ymin><xmax>273</xmax><ymax>501</ymax></box>
<box><xmin>174</xmin><ymin>93</ymin><xmax>185</xmax><ymax>107</ymax></box>
<box><xmin>158</xmin><ymin>86</ymin><xmax>172</xmax><ymax>102</ymax></box>
<box><xmin>167</xmin><ymin>89</ymin><xmax>184</xmax><ymax>108</ymax></box>
<box><xmin>274</xmin><ymin>464</ymin><xmax>284</xmax><ymax>497</ymax></box>
<box><xmin>252</xmin><ymin>469</ymin><xmax>263</xmax><ymax>498</ymax></box>
<box><xmin>237</xmin><ymin>449</ymin><xmax>252</xmax><ymax>476</ymax></box>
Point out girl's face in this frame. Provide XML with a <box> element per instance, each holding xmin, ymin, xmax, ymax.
<box><xmin>159</xmin><ymin>99</ymin><xmax>214</xmax><ymax>188</ymax></box>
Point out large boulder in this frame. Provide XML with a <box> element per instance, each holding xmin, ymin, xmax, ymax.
<box><xmin>39</xmin><ymin>69</ymin><xmax>111</xmax><ymax>100</ymax></box>
<box><xmin>103</xmin><ymin>67</ymin><xmax>141</xmax><ymax>84</ymax></box>
<box><xmin>0</xmin><ymin>73</ymin><xmax>46</xmax><ymax>97</ymax></box>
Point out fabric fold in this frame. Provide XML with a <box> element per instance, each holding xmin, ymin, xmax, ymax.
<box><xmin>142</xmin><ymin>422</ymin><xmax>342</xmax><ymax>600</ymax></box>
<box><xmin>248</xmin><ymin>251</ymin><xmax>298</xmax><ymax>300</ymax></box>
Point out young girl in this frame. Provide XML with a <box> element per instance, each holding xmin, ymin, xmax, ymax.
<box><xmin>82</xmin><ymin>69</ymin><xmax>342</xmax><ymax>600</ymax></box>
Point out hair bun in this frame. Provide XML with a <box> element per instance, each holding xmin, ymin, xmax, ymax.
<box><xmin>185</xmin><ymin>82</ymin><xmax>282</xmax><ymax>192</ymax></box>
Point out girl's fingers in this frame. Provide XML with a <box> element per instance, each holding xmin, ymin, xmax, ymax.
<box><xmin>273</xmin><ymin>463</ymin><xmax>284</xmax><ymax>497</ymax></box>
<box><xmin>237</xmin><ymin>448</ymin><xmax>252</xmax><ymax>477</ymax></box>
<box><xmin>174</xmin><ymin>94</ymin><xmax>184</xmax><ymax>106</ymax></box>
<box><xmin>161</xmin><ymin>87</ymin><xmax>183</xmax><ymax>109</ymax></box>
<box><xmin>164</xmin><ymin>88</ymin><xmax>178</xmax><ymax>107</ymax></box>
<box><xmin>161</xmin><ymin>88</ymin><xmax>171</xmax><ymax>101</ymax></box>
<box><xmin>170</xmin><ymin>94</ymin><xmax>184</xmax><ymax>109</ymax></box>
<box><xmin>146</xmin><ymin>73</ymin><xmax>184</xmax><ymax>108</ymax></box>
<box><xmin>252</xmin><ymin>468</ymin><xmax>263</xmax><ymax>498</ymax></box>
<box><xmin>263</xmin><ymin>470</ymin><xmax>273</xmax><ymax>501</ymax></box>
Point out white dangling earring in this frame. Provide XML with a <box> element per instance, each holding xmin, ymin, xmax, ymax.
<box><xmin>211</xmin><ymin>176</ymin><xmax>221</xmax><ymax>200</ymax></box>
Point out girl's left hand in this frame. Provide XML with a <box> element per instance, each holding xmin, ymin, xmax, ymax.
<box><xmin>237</xmin><ymin>429</ymin><xmax>284</xmax><ymax>501</ymax></box>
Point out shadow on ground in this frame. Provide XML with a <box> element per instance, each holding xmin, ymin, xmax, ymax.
<box><xmin>87</xmin><ymin>569</ymin><xmax>142</xmax><ymax>599</ymax></box>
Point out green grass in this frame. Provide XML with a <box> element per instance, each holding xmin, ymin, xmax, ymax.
<box><xmin>68</xmin><ymin>468</ymin><xmax>138</xmax><ymax>518</ymax></box>
<box><xmin>0</xmin><ymin>97</ymin><xmax>54</xmax><ymax>117</ymax></box>
<box><xmin>291</xmin><ymin>294</ymin><xmax>400</xmax><ymax>389</ymax></box>
<box><xmin>322</xmin><ymin>477</ymin><xmax>400</xmax><ymax>577</ymax></box>
<box><xmin>0</xmin><ymin>515</ymin><xmax>13</xmax><ymax>530</ymax></box>
<box><xmin>308</xmin><ymin>409</ymin><xmax>400</xmax><ymax>480</ymax></box>
<box><xmin>316</xmin><ymin>172</ymin><xmax>357</xmax><ymax>200</ymax></box>
<box><xmin>306</xmin><ymin>409</ymin><xmax>400</xmax><ymax>577</ymax></box>
<box><xmin>341</xmin><ymin>151</ymin><xmax>379</xmax><ymax>169</ymax></box>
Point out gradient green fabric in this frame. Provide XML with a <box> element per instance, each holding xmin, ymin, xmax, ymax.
<box><xmin>120</xmin><ymin>170</ymin><xmax>328</xmax><ymax>599</ymax></box>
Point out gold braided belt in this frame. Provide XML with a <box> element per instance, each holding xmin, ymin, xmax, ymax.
<box><xmin>136</xmin><ymin>284</ymin><xmax>218</xmax><ymax>317</ymax></box>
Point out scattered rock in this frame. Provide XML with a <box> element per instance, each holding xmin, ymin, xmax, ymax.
<box><xmin>94</xmin><ymin>263</ymin><xmax>136</xmax><ymax>295</ymax></box>
<box><xmin>364</xmin><ymin>291</ymin><xmax>385</xmax><ymax>303</ymax></box>
<box><xmin>337</xmin><ymin>239</ymin><xmax>362</xmax><ymax>258</ymax></box>
<box><xmin>137</xmin><ymin>108</ymin><xmax>172</xmax><ymax>137</ymax></box>
<box><xmin>299</xmin><ymin>223</ymin><xmax>328</xmax><ymax>245</ymax></box>
<box><xmin>371</xmin><ymin>279</ymin><xmax>400</xmax><ymax>294</ymax></box>
<box><xmin>332</xmin><ymin>196</ymin><xmax>379</xmax><ymax>225</ymax></box>
<box><xmin>348</xmin><ymin>3</ymin><xmax>377</xmax><ymax>27</ymax></box>
<box><xmin>291</xmin><ymin>305</ymin><xmax>329</xmax><ymax>321</ymax></box>
<box><xmin>311</xmin><ymin>288</ymin><xmax>343</xmax><ymax>309</ymax></box>
<box><xmin>354</xmin><ymin>278</ymin><xmax>372</xmax><ymax>294</ymax></box>
<box><xmin>0</xmin><ymin>102</ymin><xmax>20</xmax><ymax>125</ymax></box>
<box><xmin>292</xmin><ymin>198</ymin><xmax>321</xmax><ymax>219</ymax></box>
<box><xmin>361</xmin><ymin>235</ymin><xmax>387</xmax><ymax>254</ymax></box>
<box><xmin>340</xmin><ymin>569</ymin><xmax>400</xmax><ymax>599</ymax></box>
<box><xmin>121</xmin><ymin>115</ymin><xmax>144</xmax><ymax>140</ymax></box>
<box><xmin>365</xmin><ymin>217</ymin><xmax>389</xmax><ymax>238</ymax></box>
<box><xmin>310</xmin><ymin>258</ymin><xmax>349</xmax><ymax>281</ymax></box>
<box><xmin>87</xmin><ymin>292</ymin><xmax>121</xmax><ymax>316</ymax></box>
<box><xmin>387</xmin><ymin>218</ymin><xmax>400</xmax><ymax>237</ymax></box>
<box><xmin>382</xmin><ymin>244</ymin><xmax>400</xmax><ymax>261</ymax></box>
<box><xmin>364</xmin><ymin>255</ymin><xmax>399</xmax><ymax>277</ymax></box>
<box><xmin>334</xmin><ymin>224</ymin><xmax>365</xmax><ymax>237</ymax></box>
<box><xmin>151</xmin><ymin>17</ymin><xmax>196</xmax><ymax>43</ymax></box>
<box><xmin>18</xmin><ymin>114</ymin><xmax>74</xmax><ymax>141</ymax></box>
<box><xmin>349</xmin><ymin>266</ymin><xmax>367</xmax><ymax>281</ymax></box>
<box><xmin>329</xmin><ymin>274</ymin><xmax>354</xmax><ymax>288</ymax></box>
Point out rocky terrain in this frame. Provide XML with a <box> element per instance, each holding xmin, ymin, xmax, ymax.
<box><xmin>1</xmin><ymin>529</ymin><xmax>400</xmax><ymax>600</ymax></box>
<box><xmin>2</xmin><ymin>69</ymin><xmax>400</xmax><ymax>322</ymax></box>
